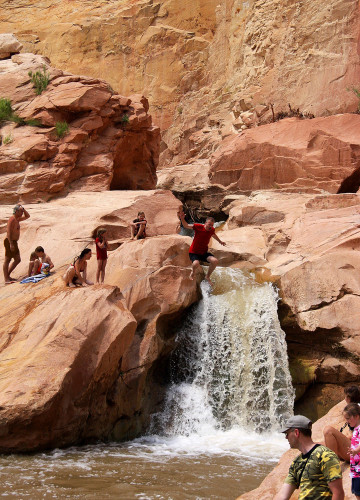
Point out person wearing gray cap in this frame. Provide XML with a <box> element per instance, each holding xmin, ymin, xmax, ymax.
<box><xmin>274</xmin><ymin>415</ymin><xmax>344</xmax><ymax>499</ymax></box>
<box><xmin>3</xmin><ymin>204</ymin><xmax>30</xmax><ymax>284</ymax></box>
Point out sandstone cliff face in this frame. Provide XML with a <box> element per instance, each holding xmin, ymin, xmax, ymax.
<box><xmin>0</xmin><ymin>50</ymin><xmax>159</xmax><ymax>203</ymax></box>
<box><xmin>0</xmin><ymin>190</ymin><xmax>199</xmax><ymax>451</ymax></box>
<box><xmin>1</xmin><ymin>0</ymin><xmax>358</xmax><ymax>168</ymax></box>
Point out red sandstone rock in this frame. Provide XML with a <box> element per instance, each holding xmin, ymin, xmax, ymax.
<box><xmin>0</xmin><ymin>191</ymin><xmax>198</xmax><ymax>452</ymax></box>
<box><xmin>209</xmin><ymin>115</ymin><xmax>360</xmax><ymax>194</ymax></box>
<box><xmin>0</xmin><ymin>53</ymin><xmax>159</xmax><ymax>203</ymax></box>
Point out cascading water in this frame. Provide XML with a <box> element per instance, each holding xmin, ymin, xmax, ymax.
<box><xmin>152</xmin><ymin>267</ymin><xmax>294</xmax><ymax>438</ymax></box>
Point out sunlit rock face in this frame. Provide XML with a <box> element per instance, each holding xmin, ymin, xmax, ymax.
<box><xmin>0</xmin><ymin>190</ymin><xmax>198</xmax><ymax>452</ymax></box>
<box><xmin>209</xmin><ymin>114</ymin><xmax>360</xmax><ymax>194</ymax></box>
<box><xmin>0</xmin><ymin>53</ymin><xmax>159</xmax><ymax>204</ymax></box>
<box><xmin>1</xmin><ymin>0</ymin><xmax>358</xmax><ymax>168</ymax></box>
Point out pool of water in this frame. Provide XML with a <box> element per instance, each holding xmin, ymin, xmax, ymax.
<box><xmin>0</xmin><ymin>429</ymin><xmax>288</xmax><ymax>499</ymax></box>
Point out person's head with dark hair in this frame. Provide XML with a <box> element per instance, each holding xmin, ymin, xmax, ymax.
<box><xmin>79</xmin><ymin>248</ymin><xmax>92</xmax><ymax>260</ymax></box>
<box><xmin>345</xmin><ymin>385</ymin><xmax>360</xmax><ymax>404</ymax></box>
<box><xmin>91</xmin><ymin>227</ymin><xmax>107</xmax><ymax>240</ymax></box>
<box><xmin>344</xmin><ymin>403</ymin><xmax>360</xmax><ymax>418</ymax></box>
<box><xmin>35</xmin><ymin>246</ymin><xmax>44</xmax><ymax>256</ymax></box>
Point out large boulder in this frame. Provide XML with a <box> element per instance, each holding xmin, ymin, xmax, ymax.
<box><xmin>0</xmin><ymin>53</ymin><xmax>159</xmax><ymax>203</ymax></box>
<box><xmin>0</xmin><ymin>190</ymin><xmax>199</xmax><ymax>451</ymax></box>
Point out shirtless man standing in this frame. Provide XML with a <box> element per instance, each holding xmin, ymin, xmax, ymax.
<box><xmin>3</xmin><ymin>204</ymin><xmax>30</xmax><ymax>284</ymax></box>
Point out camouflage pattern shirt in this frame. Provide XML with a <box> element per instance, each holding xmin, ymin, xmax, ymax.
<box><xmin>285</xmin><ymin>444</ymin><xmax>342</xmax><ymax>499</ymax></box>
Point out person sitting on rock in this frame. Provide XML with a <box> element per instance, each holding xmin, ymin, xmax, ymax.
<box><xmin>179</xmin><ymin>214</ymin><xmax>226</xmax><ymax>286</ymax></box>
<box><xmin>323</xmin><ymin>385</ymin><xmax>360</xmax><ymax>462</ymax></box>
<box><xmin>130</xmin><ymin>211</ymin><xmax>147</xmax><ymax>240</ymax></box>
<box><xmin>63</xmin><ymin>248</ymin><xmax>93</xmax><ymax>288</ymax></box>
<box><xmin>92</xmin><ymin>228</ymin><xmax>108</xmax><ymax>284</ymax></box>
<box><xmin>34</xmin><ymin>246</ymin><xmax>54</xmax><ymax>272</ymax></box>
<box><xmin>28</xmin><ymin>251</ymin><xmax>40</xmax><ymax>277</ymax></box>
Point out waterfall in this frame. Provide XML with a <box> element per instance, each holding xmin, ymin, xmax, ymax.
<box><xmin>152</xmin><ymin>268</ymin><xmax>294</xmax><ymax>437</ymax></box>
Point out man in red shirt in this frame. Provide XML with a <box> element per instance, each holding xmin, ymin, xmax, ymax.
<box><xmin>179</xmin><ymin>215</ymin><xmax>226</xmax><ymax>285</ymax></box>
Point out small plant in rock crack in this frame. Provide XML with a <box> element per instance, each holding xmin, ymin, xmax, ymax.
<box><xmin>28</xmin><ymin>65</ymin><xmax>50</xmax><ymax>95</ymax></box>
<box><xmin>55</xmin><ymin>121</ymin><xmax>69</xmax><ymax>139</ymax></box>
<box><xmin>121</xmin><ymin>113</ymin><xmax>130</xmax><ymax>125</ymax></box>
<box><xmin>3</xmin><ymin>134</ymin><xmax>13</xmax><ymax>145</ymax></box>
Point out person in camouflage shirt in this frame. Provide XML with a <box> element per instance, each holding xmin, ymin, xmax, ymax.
<box><xmin>274</xmin><ymin>415</ymin><xmax>344</xmax><ymax>500</ymax></box>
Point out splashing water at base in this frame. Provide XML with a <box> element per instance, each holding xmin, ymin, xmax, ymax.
<box><xmin>0</xmin><ymin>269</ymin><xmax>294</xmax><ymax>499</ymax></box>
<box><xmin>151</xmin><ymin>268</ymin><xmax>294</xmax><ymax>438</ymax></box>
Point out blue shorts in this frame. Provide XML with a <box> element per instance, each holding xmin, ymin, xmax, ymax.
<box><xmin>189</xmin><ymin>252</ymin><xmax>214</xmax><ymax>263</ymax></box>
<box><xmin>352</xmin><ymin>477</ymin><xmax>360</xmax><ymax>495</ymax></box>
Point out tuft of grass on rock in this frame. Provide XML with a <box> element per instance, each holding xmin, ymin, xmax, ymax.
<box><xmin>28</xmin><ymin>65</ymin><xmax>50</xmax><ymax>95</ymax></box>
<box><xmin>3</xmin><ymin>134</ymin><xmax>13</xmax><ymax>145</ymax></box>
<box><xmin>55</xmin><ymin>121</ymin><xmax>69</xmax><ymax>139</ymax></box>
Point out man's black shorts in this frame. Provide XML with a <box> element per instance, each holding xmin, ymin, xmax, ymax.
<box><xmin>189</xmin><ymin>252</ymin><xmax>214</xmax><ymax>263</ymax></box>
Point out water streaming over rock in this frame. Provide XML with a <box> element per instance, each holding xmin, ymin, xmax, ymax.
<box><xmin>152</xmin><ymin>268</ymin><xmax>294</xmax><ymax>437</ymax></box>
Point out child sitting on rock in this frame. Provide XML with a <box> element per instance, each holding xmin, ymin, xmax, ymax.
<box><xmin>35</xmin><ymin>246</ymin><xmax>54</xmax><ymax>271</ymax></box>
<box><xmin>130</xmin><ymin>211</ymin><xmax>147</xmax><ymax>240</ymax></box>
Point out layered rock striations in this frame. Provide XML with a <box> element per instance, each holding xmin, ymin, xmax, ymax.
<box><xmin>0</xmin><ymin>50</ymin><xmax>159</xmax><ymax>204</ymax></box>
<box><xmin>0</xmin><ymin>1</ymin><xmax>358</xmax><ymax>168</ymax></box>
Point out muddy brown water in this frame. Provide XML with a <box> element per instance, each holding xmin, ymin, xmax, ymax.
<box><xmin>0</xmin><ymin>433</ymin><xmax>287</xmax><ymax>499</ymax></box>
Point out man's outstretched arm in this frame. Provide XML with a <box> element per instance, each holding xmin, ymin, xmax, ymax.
<box><xmin>212</xmin><ymin>233</ymin><xmax>226</xmax><ymax>246</ymax></box>
<box><xmin>179</xmin><ymin>214</ymin><xmax>193</xmax><ymax>230</ymax></box>
<box><xmin>273</xmin><ymin>483</ymin><xmax>296</xmax><ymax>500</ymax></box>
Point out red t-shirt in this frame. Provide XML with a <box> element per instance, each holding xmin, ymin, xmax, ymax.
<box><xmin>95</xmin><ymin>237</ymin><xmax>108</xmax><ymax>260</ymax></box>
<box><xmin>189</xmin><ymin>223</ymin><xmax>215</xmax><ymax>254</ymax></box>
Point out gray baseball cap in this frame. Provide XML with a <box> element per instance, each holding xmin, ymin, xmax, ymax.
<box><xmin>281</xmin><ymin>415</ymin><xmax>312</xmax><ymax>433</ymax></box>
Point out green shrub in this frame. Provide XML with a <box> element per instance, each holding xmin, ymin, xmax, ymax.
<box><xmin>28</xmin><ymin>65</ymin><xmax>50</xmax><ymax>95</ymax></box>
<box><xmin>0</xmin><ymin>98</ymin><xmax>43</xmax><ymax>127</ymax></box>
<box><xmin>121</xmin><ymin>113</ymin><xmax>129</xmax><ymax>124</ymax></box>
<box><xmin>55</xmin><ymin>121</ymin><xmax>69</xmax><ymax>139</ymax></box>
<box><xmin>0</xmin><ymin>98</ymin><xmax>13</xmax><ymax>121</ymax></box>
<box><xmin>3</xmin><ymin>134</ymin><xmax>13</xmax><ymax>145</ymax></box>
